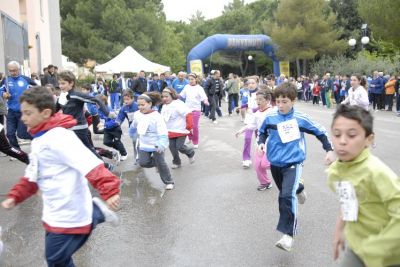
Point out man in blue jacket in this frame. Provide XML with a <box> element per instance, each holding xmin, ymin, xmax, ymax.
<box><xmin>369</xmin><ymin>71</ymin><xmax>384</xmax><ymax>110</ymax></box>
<box><xmin>0</xmin><ymin>61</ymin><xmax>36</xmax><ymax>149</ymax></box>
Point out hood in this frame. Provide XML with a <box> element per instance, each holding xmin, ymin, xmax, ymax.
<box><xmin>29</xmin><ymin>113</ymin><xmax>77</xmax><ymax>136</ymax></box>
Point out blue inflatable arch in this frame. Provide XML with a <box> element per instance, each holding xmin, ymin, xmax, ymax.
<box><xmin>187</xmin><ymin>34</ymin><xmax>280</xmax><ymax>77</ymax></box>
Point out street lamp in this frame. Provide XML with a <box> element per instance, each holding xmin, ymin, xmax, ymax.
<box><xmin>349</xmin><ymin>24</ymin><xmax>370</xmax><ymax>50</ymax></box>
<box><xmin>248</xmin><ymin>55</ymin><xmax>253</xmax><ymax>61</ymax></box>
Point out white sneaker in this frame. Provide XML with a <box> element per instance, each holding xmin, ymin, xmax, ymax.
<box><xmin>171</xmin><ymin>164</ymin><xmax>181</xmax><ymax>169</ymax></box>
<box><xmin>242</xmin><ymin>160</ymin><xmax>251</xmax><ymax>169</ymax></box>
<box><xmin>189</xmin><ymin>155</ymin><xmax>195</xmax><ymax>164</ymax></box>
<box><xmin>275</xmin><ymin>234</ymin><xmax>294</xmax><ymax>252</ymax></box>
<box><xmin>120</xmin><ymin>154</ymin><xmax>128</xmax><ymax>161</ymax></box>
<box><xmin>165</xmin><ymin>183</ymin><xmax>174</xmax><ymax>190</ymax></box>
<box><xmin>213</xmin><ymin>120</ymin><xmax>218</xmax><ymax>124</ymax></box>
<box><xmin>297</xmin><ymin>190</ymin><xmax>307</xmax><ymax>205</ymax></box>
<box><xmin>92</xmin><ymin>197</ymin><xmax>120</xmax><ymax>227</ymax></box>
<box><xmin>193</xmin><ymin>144</ymin><xmax>199</xmax><ymax>149</ymax></box>
<box><xmin>9</xmin><ymin>157</ymin><xmax>17</xmax><ymax>161</ymax></box>
<box><xmin>112</xmin><ymin>151</ymin><xmax>121</xmax><ymax>166</ymax></box>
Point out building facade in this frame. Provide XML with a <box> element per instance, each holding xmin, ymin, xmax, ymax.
<box><xmin>0</xmin><ymin>0</ymin><xmax>61</xmax><ymax>75</ymax></box>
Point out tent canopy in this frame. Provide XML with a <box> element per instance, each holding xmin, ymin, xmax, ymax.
<box><xmin>94</xmin><ymin>46</ymin><xmax>170</xmax><ymax>74</ymax></box>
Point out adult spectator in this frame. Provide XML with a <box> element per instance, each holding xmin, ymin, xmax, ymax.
<box><xmin>42</xmin><ymin>64</ymin><xmax>58</xmax><ymax>87</ymax></box>
<box><xmin>0</xmin><ymin>61</ymin><xmax>36</xmax><ymax>149</ymax></box>
<box><xmin>369</xmin><ymin>71</ymin><xmax>384</xmax><ymax>111</ymax></box>
<box><xmin>109</xmin><ymin>74</ymin><xmax>121</xmax><ymax>111</ymax></box>
<box><xmin>149</xmin><ymin>73</ymin><xmax>167</xmax><ymax>93</ymax></box>
<box><xmin>131</xmin><ymin>70</ymin><xmax>147</xmax><ymax>98</ymax></box>
<box><xmin>384</xmin><ymin>75</ymin><xmax>396</xmax><ymax>111</ymax></box>
<box><xmin>164</xmin><ymin>72</ymin><xmax>174</xmax><ymax>87</ymax></box>
<box><xmin>31</xmin><ymin>73</ymin><xmax>41</xmax><ymax>86</ymax></box>
<box><xmin>225</xmin><ymin>73</ymin><xmax>240</xmax><ymax>115</ymax></box>
<box><xmin>204</xmin><ymin>70</ymin><xmax>223</xmax><ymax>123</ymax></box>
<box><xmin>172</xmin><ymin>71</ymin><xmax>189</xmax><ymax>94</ymax></box>
<box><xmin>126</xmin><ymin>73</ymin><xmax>137</xmax><ymax>91</ymax></box>
<box><xmin>159</xmin><ymin>73</ymin><xmax>168</xmax><ymax>91</ymax></box>
<box><xmin>40</xmin><ymin>67</ymin><xmax>48</xmax><ymax>85</ymax></box>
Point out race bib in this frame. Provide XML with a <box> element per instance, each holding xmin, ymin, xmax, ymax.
<box><xmin>25</xmin><ymin>153</ymin><xmax>39</xmax><ymax>182</ymax></box>
<box><xmin>335</xmin><ymin>181</ymin><xmax>358</xmax><ymax>222</ymax></box>
<box><xmin>137</xmin><ymin>120</ymin><xmax>149</xmax><ymax>135</ymax></box>
<box><xmin>277</xmin><ymin>119</ymin><xmax>300</xmax><ymax>143</ymax></box>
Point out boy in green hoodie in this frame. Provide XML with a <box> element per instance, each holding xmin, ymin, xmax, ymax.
<box><xmin>328</xmin><ymin>104</ymin><xmax>400</xmax><ymax>267</ymax></box>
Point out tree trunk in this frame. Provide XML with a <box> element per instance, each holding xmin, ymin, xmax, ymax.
<box><xmin>296</xmin><ymin>58</ymin><xmax>301</xmax><ymax>77</ymax></box>
<box><xmin>303</xmin><ymin>59</ymin><xmax>308</xmax><ymax>76</ymax></box>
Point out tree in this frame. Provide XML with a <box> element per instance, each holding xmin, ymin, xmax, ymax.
<box><xmin>357</xmin><ymin>0</ymin><xmax>400</xmax><ymax>47</ymax></box>
<box><xmin>329</xmin><ymin>0</ymin><xmax>363</xmax><ymax>40</ymax></box>
<box><xmin>264</xmin><ymin>0</ymin><xmax>346</xmax><ymax>76</ymax></box>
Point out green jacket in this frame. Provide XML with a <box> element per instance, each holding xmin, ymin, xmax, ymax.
<box><xmin>327</xmin><ymin>148</ymin><xmax>400</xmax><ymax>267</ymax></box>
<box><xmin>226</xmin><ymin>79</ymin><xmax>239</xmax><ymax>94</ymax></box>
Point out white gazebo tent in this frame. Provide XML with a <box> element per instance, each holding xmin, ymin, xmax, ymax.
<box><xmin>94</xmin><ymin>46</ymin><xmax>170</xmax><ymax>74</ymax></box>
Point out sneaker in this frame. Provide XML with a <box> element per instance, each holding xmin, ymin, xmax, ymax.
<box><xmin>297</xmin><ymin>190</ymin><xmax>307</xmax><ymax>204</ymax></box>
<box><xmin>257</xmin><ymin>183</ymin><xmax>272</xmax><ymax>191</ymax></box>
<box><xmin>193</xmin><ymin>144</ymin><xmax>199</xmax><ymax>149</ymax></box>
<box><xmin>18</xmin><ymin>139</ymin><xmax>31</xmax><ymax>146</ymax></box>
<box><xmin>275</xmin><ymin>234</ymin><xmax>294</xmax><ymax>252</ymax></box>
<box><xmin>112</xmin><ymin>151</ymin><xmax>121</xmax><ymax>166</ymax></box>
<box><xmin>120</xmin><ymin>154</ymin><xmax>128</xmax><ymax>161</ymax></box>
<box><xmin>165</xmin><ymin>183</ymin><xmax>174</xmax><ymax>190</ymax></box>
<box><xmin>189</xmin><ymin>155</ymin><xmax>195</xmax><ymax>164</ymax></box>
<box><xmin>92</xmin><ymin>197</ymin><xmax>120</xmax><ymax>227</ymax></box>
<box><xmin>9</xmin><ymin>157</ymin><xmax>17</xmax><ymax>161</ymax></box>
<box><xmin>242</xmin><ymin>160</ymin><xmax>251</xmax><ymax>169</ymax></box>
<box><xmin>171</xmin><ymin>164</ymin><xmax>181</xmax><ymax>169</ymax></box>
<box><xmin>213</xmin><ymin>120</ymin><xmax>218</xmax><ymax>124</ymax></box>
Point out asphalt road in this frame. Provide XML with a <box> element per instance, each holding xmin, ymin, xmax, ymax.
<box><xmin>0</xmin><ymin>102</ymin><xmax>399</xmax><ymax>267</ymax></box>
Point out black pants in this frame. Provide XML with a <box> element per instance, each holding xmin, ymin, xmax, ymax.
<box><xmin>103</xmin><ymin>127</ymin><xmax>127</xmax><ymax>156</ymax></box>
<box><xmin>312</xmin><ymin>95</ymin><xmax>319</xmax><ymax>105</ymax></box>
<box><xmin>386</xmin><ymin>94</ymin><xmax>394</xmax><ymax>111</ymax></box>
<box><xmin>371</xmin><ymin>93</ymin><xmax>383</xmax><ymax>110</ymax></box>
<box><xmin>92</xmin><ymin>114</ymin><xmax>104</xmax><ymax>134</ymax></box>
<box><xmin>0</xmin><ymin>129</ymin><xmax>29</xmax><ymax>164</ymax></box>
<box><xmin>168</xmin><ymin>136</ymin><xmax>194</xmax><ymax>165</ymax></box>
<box><xmin>208</xmin><ymin>94</ymin><xmax>222</xmax><ymax>120</ymax></box>
<box><xmin>73</xmin><ymin>128</ymin><xmax>102</xmax><ymax>159</ymax></box>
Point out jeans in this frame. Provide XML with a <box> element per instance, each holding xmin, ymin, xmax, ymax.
<box><xmin>320</xmin><ymin>91</ymin><xmax>327</xmax><ymax>106</ymax></box>
<box><xmin>45</xmin><ymin>203</ymin><xmax>105</xmax><ymax>267</ymax></box>
<box><xmin>138</xmin><ymin>150</ymin><xmax>173</xmax><ymax>185</ymax></box>
<box><xmin>168</xmin><ymin>136</ymin><xmax>194</xmax><ymax>165</ymax></box>
<box><xmin>103</xmin><ymin>127</ymin><xmax>127</xmax><ymax>156</ymax></box>
<box><xmin>228</xmin><ymin>94</ymin><xmax>239</xmax><ymax>114</ymax></box>
<box><xmin>188</xmin><ymin>110</ymin><xmax>201</xmax><ymax>145</ymax></box>
<box><xmin>270</xmin><ymin>163</ymin><xmax>303</xmax><ymax>237</ymax></box>
<box><xmin>6</xmin><ymin>110</ymin><xmax>31</xmax><ymax>149</ymax></box>
<box><xmin>110</xmin><ymin>93</ymin><xmax>120</xmax><ymax>110</ymax></box>
<box><xmin>208</xmin><ymin>94</ymin><xmax>222</xmax><ymax>121</ymax></box>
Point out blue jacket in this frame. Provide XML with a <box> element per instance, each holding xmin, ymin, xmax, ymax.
<box><xmin>370</xmin><ymin>77</ymin><xmax>384</xmax><ymax>94</ymax></box>
<box><xmin>0</xmin><ymin>75</ymin><xmax>36</xmax><ymax>111</ymax></box>
<box><xmin>117</xmin><ymin>102</ymin><xmax>138</xmax><ymax>126</ymax></box>
<box><xmin>86</xmin><ymin>93</ymin><xmax>99</xmax><ymax>115</ymax></box>
<box><xmin>98</xmin><ymin>107</ymin><xmax>119</xmax><ymax>129</ymax></box>
<box><xmin>258</xmin><ymin>108</ymin><xmax>332</xmax><ymax>167</ymax></box>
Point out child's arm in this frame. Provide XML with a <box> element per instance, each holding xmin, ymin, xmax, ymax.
<box><xmin>356</xmin><ymin>171</ymin><xmax>400</xmax><ymax>267</ymax></box>
<box><xmin>333</xmin><ymin>211</ymin><xmax>345</xmax><ymax>261</ymax></box>
<box><xmin>257</xmin><ymin>118</ymin><xmax>269</xmax><ymax>151</ymax></box>
<box><xmin>72</xmin><ymin>92</ymin><xmax>110</xmax><ymax>117</ymax></box>
<box><xmin>85</xmin><ymin>164</ymin><xmax>120</xmax><ymax>210</ymax></box>
<box><xmin>1</xmin><ymin>177</ymin><xmax>38</xmax><ymax>209</ymax></box>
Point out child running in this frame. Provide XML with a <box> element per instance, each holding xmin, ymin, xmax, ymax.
<box><xmin>98</xmin><ymin>95</ymin><xmax>128</xmax><ymax>161</ymax></box>
<box><xmin>257</xmin><ymin>82</ymin><xmax>335</xmax><ymax>251</ymax></box>
<box><xmin>0</xmin><ymin>122</ymin><xmax>29</xmax><ymax>164</ymax></box>
<box><xmin>328</xmin><ymin>104</ymin><xmax>400</xmax><ymax>267</ymax></box>
<box><xmin>130</xmin><ymin>92</ymin><xmax>174</xmax><ymax>190</ymax></box>
<box><xmin>161</xmin><ymin>88</ymin><xmax>195</xmax><ymax>169</ymax></box>
<box><xmin>340</xmin><ymin>74</ymin><xmax>369</xmax><ymax>111</ymax></box>
<box><xmin>236</xmin><ymin>89</ymin><xmax>273</xmax><ymax>191</ymax></box>
<box><xmin>1</xmin><ymin>86</ymin><xmax>120</xmax><ymax>266</ymax></box>
<box><xmin>179</xmin><ymin>73</ymin><xmax>209</xmax><ymax>149</ymax></box>
<box><xmin>116</xmin><ymin>90</ymin><xmax>139</xmax><ymax>163</ymax></box>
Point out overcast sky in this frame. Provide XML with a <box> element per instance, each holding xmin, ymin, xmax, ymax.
<box><xmin>162</xmin><ymin>0</ymin><xmax>257</xmax><ymax>22</ymax></box>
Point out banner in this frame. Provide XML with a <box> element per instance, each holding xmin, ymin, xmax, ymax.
<box><xmin>189</xmin><ymin>60</ymin><xmax>203</xmax><ymax>76</ymax></box>
<box><xmin>279</xmin><ymin>61</ymin><xmax>290</xmax><ymax>77</ymax></box>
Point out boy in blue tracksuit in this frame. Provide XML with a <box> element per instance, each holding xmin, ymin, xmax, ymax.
<box><xmin>258</xmin><ymin>82</ymin><xmax>335</xmax><ymax>252</ymax></box>
<box><xmin>117</xmin><ymin>90</ymin><xmax>139</xmax><ymax>163</ymax></box>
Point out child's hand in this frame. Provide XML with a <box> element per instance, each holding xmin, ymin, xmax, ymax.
<box><xmin>235</xmin><ymin>131</ymin><xmax>242</xmax><ymax>138</ymax></box>
<box><xmin>106</xmin><ymin>194</ymin><xmax>120</xmax><ymax>211</ymax></box>
<box><xmin>204</xmin><ymin>100</ymin><xmax>210</xmax><ymax>106</ymax></box>
<box><xmin>325</xmin><ymin>150</ymin><xmax>336</xmax><ymax>165</ymax></box>
<box><xmin>333</xmin><ymin>227</ymin><xmax>345</xmax><ymax>260</ymax></box>
<box><xmin>1</xmin><ymin>198</ymin><xmax>16</xmax><ymax>210</ymax></box>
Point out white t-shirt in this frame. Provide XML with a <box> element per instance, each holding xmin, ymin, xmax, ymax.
<box><xmin>180</xmin><ymin>84</ymin><xmax>208</xmax><ymax>111</ymax></box>
<box><xmin>132</xmin><ymin>110</ymin><xmax>168</xmax><ymax>151</ymax></box>
<box><xmin>161</xmin><ymin>99</ymin><xmax>191</xmax><ymax>134</ymax></box>
<box><xmin>342</xmin><ymin>86</ymin><xmax>369</xmax><ymax>111</ymax></box>
<box><xmin>26</xmin><ymin>127</ymin><xmax>103</xmax><ymax>228</ymax></box>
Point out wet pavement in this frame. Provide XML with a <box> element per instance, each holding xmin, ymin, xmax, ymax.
<box><xmin>0</xmin><ymin>102</ymin><xmax>399</xmax><ymax>266</ymax></box>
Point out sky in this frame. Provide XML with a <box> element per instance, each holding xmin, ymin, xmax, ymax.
<box><xmin>162</xmin><ymin>0</ymin><xmax>257</xmax><ymax>22</ymax></box>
